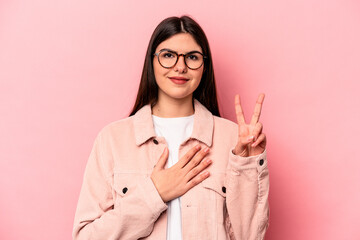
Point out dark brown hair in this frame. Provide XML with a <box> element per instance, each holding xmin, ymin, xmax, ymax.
<box><xmin>129</xmin><ymin>15</ymin><xmax>220</xmax><ymax>117</ymax></box>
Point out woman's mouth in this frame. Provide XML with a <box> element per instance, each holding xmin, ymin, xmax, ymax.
<box><xmin>169</xmin><ymin>77</ymin><xmax>189</xmax><ymax>85</ymax></box>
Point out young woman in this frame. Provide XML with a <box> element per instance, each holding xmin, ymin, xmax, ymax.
<box><xmin>73</xmin><ymin>15</ymin><xmax>269</xmax><ymax>240</ymax></box>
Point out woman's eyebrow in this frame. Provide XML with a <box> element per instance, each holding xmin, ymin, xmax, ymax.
<box><xmin>158</xmin><ymin>48</ymin><xmax>176</xmax><ymax>53</ymax></box>
<box><xmin>159</xmin><ymin>48</ymin><xmax>202</xmax><ymax>54</ymax></box>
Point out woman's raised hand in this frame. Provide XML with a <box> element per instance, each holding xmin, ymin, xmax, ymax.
<box><xmin>150</xmin><ymin>144</ymin><xmax>212</xmax><ymax>203</ymax></box>
<box><xmin>233</xmin><ymin>93</ymin><xmax>267</xmax><ymax>157</ymax></box>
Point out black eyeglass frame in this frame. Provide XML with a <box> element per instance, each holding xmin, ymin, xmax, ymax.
<box><xmin>153</xmin><ymin>48</ymin><xmax>207</xmax><ymax>70</ymax></box>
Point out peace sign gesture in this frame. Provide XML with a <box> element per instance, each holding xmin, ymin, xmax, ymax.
<box><xmin>233</xmin><ymin>93</ymin><xmax>266</xmax><ymax>157</ymax></box>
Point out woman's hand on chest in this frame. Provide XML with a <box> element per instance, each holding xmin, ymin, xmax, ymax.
<box><xmin>150</xmin><ymin>144</ymin><xmax>212</xmax><ymax>203</ymax></box>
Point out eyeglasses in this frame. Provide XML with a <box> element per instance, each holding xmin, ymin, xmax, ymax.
<box><xmin>154</xmin><ymin>49</ymin><xmax>207</xmax><ymax>70</ymax></box>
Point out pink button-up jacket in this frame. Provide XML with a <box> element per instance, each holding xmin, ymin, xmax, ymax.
<box><xmin>73</xmin><ymin>99</ymin><xmax>270</xmax><ymax>240</ymax></box>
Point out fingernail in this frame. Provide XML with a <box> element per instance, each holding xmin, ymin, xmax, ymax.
<box><xmin>203</xmin><ymin>147</ymin><xmax>210</xmax><ymax>153</ymax></box>
<box><xmin>202</xmin><ymin>171</ymin><xmax>210</xmax><ymax>177</ymax></box>
<box><xmin>206</xmin><ymin>159</ymin><xmax>212</xmax><ymax>164</ymax></box>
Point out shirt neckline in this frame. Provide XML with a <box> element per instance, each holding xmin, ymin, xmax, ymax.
<box><xmin>151</xmin><ymin>114</ymin><xmax>194</xmax><ymax>120</ymax></box>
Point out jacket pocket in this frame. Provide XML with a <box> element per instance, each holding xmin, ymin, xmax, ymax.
<box><xmin>113</xmin><ymin>173</ymin><xmax>142</xmax><ymax>207</ymax></box>
<box><xmin>200</xmin><ymin>173</ymin><xmax>227</xmax><ymax>238</ymax></box>
<box><xmin>202</xmin><ymin>173</ymin><xmax>226</xmax><ymax>198</ymax></box>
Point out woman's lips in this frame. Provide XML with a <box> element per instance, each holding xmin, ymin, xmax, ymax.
<box><xmin>169</xmin><ymin>77</ymin><xmax>189</xmax><ymax>85</ymax></box>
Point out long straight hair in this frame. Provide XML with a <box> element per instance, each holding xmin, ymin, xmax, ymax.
<box><xmin>129</xmin><ymin>15</ymin><xmax>220</xmax><ymax>117</ymax></box>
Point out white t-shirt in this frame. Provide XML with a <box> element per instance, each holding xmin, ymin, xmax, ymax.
<box><xmin>152</xmin><ymin>114</ymin><xmax>194</xmax><ymax>240</ymax></box>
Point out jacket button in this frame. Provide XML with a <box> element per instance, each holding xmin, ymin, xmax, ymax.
<box><xmin>153</xmin><ymin>139</ymin><xmax>159</xmax><ymax>144</ymax></box>
<box><xmin>259</xmin><ymin>159</ymin><xmax>264</xmax><ymax>166</ymax></box>
<box><xmin>222</xmin><ymin>186</ymin><xmax>226</xmax><ymax>193</ymax></box>
<box><xmin>122</xmin><ymin>187</ymin><xmax>128</xmax><ymax>194</ymax></box>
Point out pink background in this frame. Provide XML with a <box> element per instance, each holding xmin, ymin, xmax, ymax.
<box><xmin>1</xmin><ymin>0</ymin><xmax>359</xmax><ymax>239</ymax></box>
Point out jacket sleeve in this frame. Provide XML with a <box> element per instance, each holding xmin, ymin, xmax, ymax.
<box><xmin>72</xmin><ymin>132</ymin><xmax>168</xmax><ymax>240</ymax></box>
<box><xmin>224</xmin><ymin>149</ymin><xmax>269</xmax><ymax>240</ymax></box>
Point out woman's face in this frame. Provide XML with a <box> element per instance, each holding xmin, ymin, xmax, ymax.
<box><xmin>153</xmin><ymin>33</ymin><xmax>204</xmax><ymax>103</ymax></box>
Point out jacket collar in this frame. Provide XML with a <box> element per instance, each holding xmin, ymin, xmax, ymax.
<box><xmin>133</xmin><ymin>99</ymin><xmax>214</xmax><ymax>147</ymax></box>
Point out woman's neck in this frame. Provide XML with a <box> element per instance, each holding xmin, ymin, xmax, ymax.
<box><xmin>151</xmin><ymin>96</ymin><xmax>194</xmax><ymax>118</ymax></box>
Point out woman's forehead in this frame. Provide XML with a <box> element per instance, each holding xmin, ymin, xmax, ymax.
<box><xmin>156</xmin><ymin>33</ymin><xmax>202</xmax><ymax>53</ymax></box>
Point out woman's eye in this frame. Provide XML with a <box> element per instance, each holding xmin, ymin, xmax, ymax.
<box><xmin>188</xmin><ymin>54</ymin><xmax>199</xmax><ymax>60</ymax></box>
<box><xmin>163</xmin><ymin>52</ymin><xmax>175</xmax><ymax>58</ymax></box>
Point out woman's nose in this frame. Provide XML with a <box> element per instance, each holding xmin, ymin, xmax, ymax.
<box><xmin>173</xmin><ymin>55</ymin><xmax>187</xmax><ymax>73</ymax></box>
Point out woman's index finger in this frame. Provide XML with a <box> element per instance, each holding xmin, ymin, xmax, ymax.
<box><xmin>235</xmin><ymin>94</ymin><xmax>246</xmax><ymax>124</ymax></box>
<box><xmin>250</xmin><ymin>93</ymin><xmax>265</xmax><ymax>125</ymax></box>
